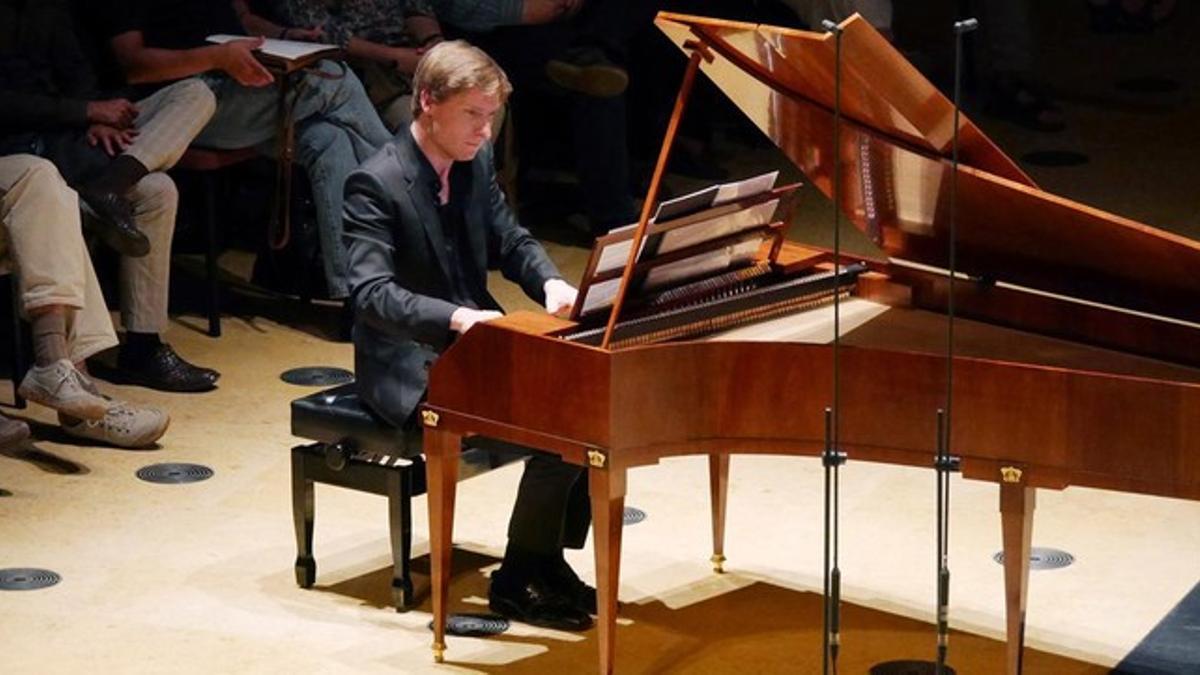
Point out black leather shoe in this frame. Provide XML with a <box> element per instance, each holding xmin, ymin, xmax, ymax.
<box><xmin>489</xmin><ymin>571</ymin><xmax>593</xmax><ymax>631</ymax></box>
<box><xmin>546</xmin><ymin>46</ymin><xmax>628</xmax><ymax>98</ymax></box>
<box><xmin>116</xmin><ymin>343</ymin><xmax>219</xmax><ymax>392</ymax></box>
<box><xmin>546</xmin><ymin>559</ymin><xmax>598</xmax><ymax>615</ymax></box>
<box><xmin>79</xmin><ymin>188</ymin><xmax>150</xmax><ymax>257</ymax></box>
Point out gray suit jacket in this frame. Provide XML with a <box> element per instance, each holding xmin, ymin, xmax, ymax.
<box><xmin>343</xmin><ymin>125</ymin><xmax>561</xmax><ymax>427</ymax></box>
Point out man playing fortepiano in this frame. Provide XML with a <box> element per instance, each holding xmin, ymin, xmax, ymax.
<box><xmin>342</xmin><ymin>40</ymin><xmax>593</xmax><ymax>631</ymax></box>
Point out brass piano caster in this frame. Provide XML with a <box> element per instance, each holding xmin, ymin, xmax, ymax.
<box><xmin>433</xmin><ymin>642</ymin><xmax>446</xmax><ymax>663</ymax></box>
<box><xmin>711</xmin><ymin>554</ymin><xmax>726</xmax><ymax>574</ymax></box>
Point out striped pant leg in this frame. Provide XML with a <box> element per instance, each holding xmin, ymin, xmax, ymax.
<box><xmin>119</xmin><ymin>173</ymin><xmax>177</xmax><ymax>335</ymax></box>
<box><xmin>127</xmin><ymin>79</ymin><xmax>218</xmax><ymax>172</ymax></box>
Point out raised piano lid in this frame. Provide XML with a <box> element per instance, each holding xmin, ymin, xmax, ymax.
<box><xmin>655</xmin><ymin>12</ymin><xmax>1200</xmax><ymax>327</ymax></box>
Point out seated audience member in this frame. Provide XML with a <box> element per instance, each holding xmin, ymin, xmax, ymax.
<box><xmin>344</xmin><ymin>42</ymin><xmax>592</xmax><ymax>630</ymax></box>
<box><xmin>96</xmin><ymin>0</ymin><xmax>392</xmax><ymax>301</ymax></box>
<box><xmin>261</xmin><ymin>0</ymin><xmax>445</xmax><ymax>130</ymax></box>
<box><xmin>0</xmin><ymin>0</ymin><xmax>220</xmax><ymax>392</ymax></box>
<box><xmin>0</xmin><ymin>0</ymin><xmax>216</xmax><ymax>258</ymax></box>
<box><xmin>0</xmin><ymin>155</ymin><xmax>170</xmax><ymax>448</ymax></box>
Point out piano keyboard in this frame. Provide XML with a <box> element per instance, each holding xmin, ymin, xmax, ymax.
<box><xmin>565</xmin><ymin>264</ymin><xmax>866</xmax><ymax>348</ymax></box>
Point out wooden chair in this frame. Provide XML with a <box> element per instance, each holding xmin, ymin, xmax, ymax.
<box><xmin>174</xmin><ymin>147</ymin><xmax>260</xmax><ymax>337</ymax></box>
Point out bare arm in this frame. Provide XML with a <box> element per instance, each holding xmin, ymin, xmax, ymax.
<box><xmin>110</xmin><ymin>30</ymin><xmax>273</xmax><ymax>87</ymax></box>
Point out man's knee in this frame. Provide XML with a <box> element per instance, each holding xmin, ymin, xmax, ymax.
<box><xmin>178</xmin><ymin>78</ymin><xmax>218</xmax><ymax>120</ymax></box>
<box><xmin>311</xmin><ymin>60</ymin><xmax>369</xmax><ymax>102</ymax></box>
<box><xmin>15</xmin><ymin>156</ymin><xmax>69</xmax><ymax>192</ymax></box>
<box><xmin>128</xmin><ymin>173</ymin><xmax>179</xmax><ymax>227</ymax></box>
<box><xmin>523</xmin><ymin>452</ymin><xmax>586</xmax><ymax>487</ymax></box>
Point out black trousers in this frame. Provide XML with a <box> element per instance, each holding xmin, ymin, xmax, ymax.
<box><xmin>507</xmin><ymin>453</ymin><xmax>590</xmax><ymax>555</ymax></box>
<box><xmin>408</xmin><ymin>423</ymin><xmax>591</xmax><ymax>557</ymax></box>
<box><xmin>0</xmin><ymin>130</ymin><xmax>112</xmax><ymax>186</ymax></box>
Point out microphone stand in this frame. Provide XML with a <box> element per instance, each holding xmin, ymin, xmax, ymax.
<box><xmin>935</xmin><ymin>16</ymin><xmax>977</xmax><ymax>675</ymax></box>
<box><xmin>820</xmin><ymin>19</ymin><xmax>848</xmax><ymax>675</ymax></box>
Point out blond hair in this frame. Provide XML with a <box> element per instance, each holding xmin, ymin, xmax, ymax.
<box><xmin>412</xmin><ymin>40</ymin><xmax>512</xmax><ymax>119</ymax></box>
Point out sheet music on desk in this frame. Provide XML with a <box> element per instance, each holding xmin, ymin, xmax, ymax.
<box><xmin>658</xmin><ymin>200</ymin><xmax>777</xmax><ymax>254</ymax></box>
<box><xmin>579</xmin><ymin>171</ymin><xmax>782</xmax><ymax>315</ymax></box>
<box><xmin>579</xmin><ymin>236</ymin><xmax>766</xmax><ymax>316</ymax></box>
<box><xmin>595</xmin><ymin>170</ymin><xmax>781</xmax><ymax>275</ymax></box>
<box><xmin>653</xmin><ymin>170</ymin><xmax>779</xmax><ymax>220</ymax></box>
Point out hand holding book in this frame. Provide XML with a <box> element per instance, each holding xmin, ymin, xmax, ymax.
<box><xmin>213</xmin><ymin>37</ymin><xmax>274</xmax><ymax>87</ymax></box>
<box><xmin>207</xmin><ymin>34</ymin><xmax>342</xmax><ymax>77</ymax></box>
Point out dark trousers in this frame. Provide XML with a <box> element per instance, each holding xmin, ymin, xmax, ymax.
<box><xmin>406</xmin><ymin>420</ymin><xmax>591</xmax><ymax>557</ymax></box>
<box><xmin>0</xmin><ymin>129</ymin><xmax>112</xmax><ymax>186</ymax></box>
<box><xmin>507</xmin><ymin>453</ymin><xmax>590</xmax><ymax>555</ymax></box>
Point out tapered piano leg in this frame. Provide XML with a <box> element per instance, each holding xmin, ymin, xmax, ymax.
<box><xmin>1000</xmin><ymin>482</ymin><xmax>1036</xmax><ymax>675</ymax></box>
<box><xmin>425</xmin><ymin>429</ymin><xmax>461</xmax><ymax>664</ymax></box>
<box><xmin>708</xmin><ymin>453</ymin><xmax>729</xmax><ymax>573</ymax></box>
<box><xmin>590</xmin><ymin>465</ymin><xmax>627</xmax><ymax>675</ymax></box>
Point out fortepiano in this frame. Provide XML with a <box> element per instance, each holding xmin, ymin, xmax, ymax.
<box><xmin>419</xmin><ymin>12</ymin><xmax>1200</xmax><ymax>674</ymax></box>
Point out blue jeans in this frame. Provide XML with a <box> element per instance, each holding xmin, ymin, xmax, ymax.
<box><xmin>195</xmin><ymin>61</ymin><xmax>392</xmax><ymax>298</ymax></box>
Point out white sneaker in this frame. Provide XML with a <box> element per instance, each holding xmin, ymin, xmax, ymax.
<box><xmin>19</xmin><ymin>359</ymin><xmax>111</xmax><ymax>420</ymax></box>
<box><xmin>61</xmin><ymin>398</ymin><xmax>170</xmax><ymax>448</ymax></box>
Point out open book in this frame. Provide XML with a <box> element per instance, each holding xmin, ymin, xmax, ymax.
<box><xmin>206</xmin><ymin>34</ymin><xmax>341</xmax><ymax>71</ymax></box>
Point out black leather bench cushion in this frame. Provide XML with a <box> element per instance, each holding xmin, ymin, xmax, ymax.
<box><xmin>290</xmin><ymin>382</ymin><xmax>417</xmax><ymax>457</ymax></box>
<box><xmin>291</xmin><ymin>382</ymin><xmax>537</xmax><ymax>468</ymax></box>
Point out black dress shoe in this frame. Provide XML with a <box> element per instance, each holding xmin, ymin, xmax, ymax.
<box><xmin>116</xmin><ymin>343</ymin><xmax>219</xmax><ymax>392</ymax></box>
<box><xmin>546</xmin><ymin>558</ymin><xmax>598</xmax><ymax>615</ymax></box>
<box><xmin>79</xmin><ymin>188</ymin><xmax>150</xmax><ymax>257</ymax></box>
<box><xmin>488</xmin><ymin>571</ymin><xmax>593</xmax><ymax>631</ymax></box>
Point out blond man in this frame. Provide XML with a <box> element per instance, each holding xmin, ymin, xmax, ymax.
<box><xmin>344</xmin><ymin>41</ymin><xmax>589</xmax><ymax>631</ymax></box>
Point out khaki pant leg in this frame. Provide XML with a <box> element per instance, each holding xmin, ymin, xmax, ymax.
<box><xmin>0</xmin><ymin>155</ymin><xmax>88</xmax><ymax>311</ymax></box>
<box><xmin>119</xmin><ymin>173</ymin><xmax>176</xmax><ymax>334</ymax></box>
<box><xmin>0</xmin><ymin>155</ymin><xmax>118</xmax><ymax>361</ymax></box>
<box><xmin>128</xmin><ymin>79</ymin><xmax>218</xmax><ymax>172</ymax></box>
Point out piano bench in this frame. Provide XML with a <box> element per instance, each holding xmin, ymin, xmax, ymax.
<box><xmin>289</xmin><ymin>382</ymin><xmax>522</xmax><ymax>611</ymax></box>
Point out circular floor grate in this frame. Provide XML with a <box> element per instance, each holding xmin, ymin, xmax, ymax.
<box><xmin>0</xmin><ymin>568</ymin><xmax>61</xmax><ymax>591</ymax></box>
<box><xmin>428</xmin><ymin>613</ymin><xmax>510</xmax><ymax>637</ymax></box>
<box><xmin>136</xmin><ymin>463</ymin><xmax>214</xmax><ymax>485</ymax></box>
<box><xmin>1115</xmin><ymin>76</ymin><xmax>1180</xmax><ymax>94</ymax></box>
<box><xmin>1021</xmin><ymin>150</ymin><xmax>1089</xmax><ymax>168</ymax></box>
<box><xmin>993</xmin><ymin>547</ymin><xmax>1075</xmax><ymax>570</ymax></box>
<box><xmin>870</xmin><ymin>661</ymin><xmax>955</xmax><ymax>675</ymax></box>
<box><xmin>623</xmin><ymin>507</ymin><xmax>646</xmax><ymax>525</ymax></box>
<box><xmin>280</xmin><ymin>367</ymin><xmax>354</xmax><ymax>387</ymax></box>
